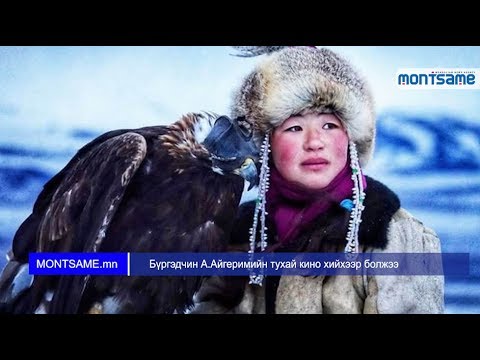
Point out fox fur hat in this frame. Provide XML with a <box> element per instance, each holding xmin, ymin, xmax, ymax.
<box><xmin>230</xmin><ymin>46</ymin><xmax>376</xmax><ymax>167</ymax></box>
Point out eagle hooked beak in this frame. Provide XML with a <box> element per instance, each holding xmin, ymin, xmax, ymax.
<box><xmin>233</xmin><ymin>157</ymin><xmax>258</xmax><ymax>191</ymax></box>
<box><xmin>203</xmin><ymin>115</ymin><xmax>261</xmax><ymax>190</ymax></box>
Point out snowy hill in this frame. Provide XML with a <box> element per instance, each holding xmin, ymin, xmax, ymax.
<box><xmin>372</xmin><ymin>113</ymin><xmax>480</xmax><ymax>173</ymax></box>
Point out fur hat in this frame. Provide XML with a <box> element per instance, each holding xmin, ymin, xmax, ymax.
<box><xmin>230</xmin><ymin>46</ymin><xmax>376</xmax><ymax>167</ymax></box>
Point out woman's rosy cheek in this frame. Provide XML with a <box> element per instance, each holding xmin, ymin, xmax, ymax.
<box><xmin>275</xmin><ymin>138</ymin><xmax>298</xmax><ymax>165</ymax></box>
<box><xmin>333</xmin><ymin>132</ymin><xmax>349</xmax><ymax>158</ymax></box>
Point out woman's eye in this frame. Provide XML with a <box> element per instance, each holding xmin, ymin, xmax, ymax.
<box><xmin>323</xmin><ymin>122</ymin><xmax>339</xmax><ymax>130</ymax></box>
<box><xmin>286</xmin><ymin>125</ymin><xmax>302</xmax><ymax>132</ymax></box>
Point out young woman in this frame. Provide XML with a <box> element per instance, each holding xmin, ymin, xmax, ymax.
<box><xmin>192</xmin><ymin>46</ymin><xmax>444</xmax><ymax>314</ymax></box>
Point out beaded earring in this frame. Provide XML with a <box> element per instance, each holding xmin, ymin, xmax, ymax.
<box><xmin>248</xmin><ymin>132</ymin><xmax>270</xmax><ymax>285</ymax></box>
<box><xmin>344</xmin><ymin>140</ymin><xmax>366</xmax><ymax>254</ymax></box>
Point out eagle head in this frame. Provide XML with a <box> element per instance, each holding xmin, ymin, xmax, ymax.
<box><xmin>203</xmin><ymin>115</ymin><xmax>259</xmax><ymax>190</ymax></box>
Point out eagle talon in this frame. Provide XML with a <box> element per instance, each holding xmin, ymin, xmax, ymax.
<box><xmin>87</xmin><ymin>302</ymin><xmax>103</xmax><ymax>314</ymax></box>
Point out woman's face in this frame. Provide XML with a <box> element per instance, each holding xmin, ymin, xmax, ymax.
<box><xmin>271</xmin><ymin>113</ymin><xmax>349</xmax><ymax>191</ymax></box>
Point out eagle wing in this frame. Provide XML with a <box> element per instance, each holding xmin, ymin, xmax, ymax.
<box><xmin>1</xmin><ymin>113</ymin><xmax>259</xmax><ymax>314</ymax></box>
<box><xmin>1</xmin><ymin>131</ymin><xmax>147</xmax><ymax>313</ymax></box>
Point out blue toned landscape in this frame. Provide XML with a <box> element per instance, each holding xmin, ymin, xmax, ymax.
<box><xmin>369</xmin><ymin>113</ymin><xmax>480</xmax><ymax>314</ymax></box>
<box><xmin>0</xmin><ymin>46</ymin><xmax>479</xmax><ymax>313</ymax></box>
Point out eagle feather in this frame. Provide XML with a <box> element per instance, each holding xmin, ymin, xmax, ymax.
<box><xmin>0</xmin><ymin>112</ymin><xmax>258</xmax><ymax>314</ymax></box>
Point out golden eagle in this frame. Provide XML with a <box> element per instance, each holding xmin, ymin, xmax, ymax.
<box><xmin>0</xmin><ymin>113</ymin><xmax>258</xmax><ymax>314</ymax></box>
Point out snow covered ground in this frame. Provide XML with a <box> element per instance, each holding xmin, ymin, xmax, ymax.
<box><xmin>1</xmin><ymin>46</ymin><xmax>479</xmax><ymax>314</ymax></box>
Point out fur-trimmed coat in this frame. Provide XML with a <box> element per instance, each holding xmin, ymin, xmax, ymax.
<box><xmin>192</xmin><ymin>177</ymin><xmax>444</xmax><ymax>314</ymax></box>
